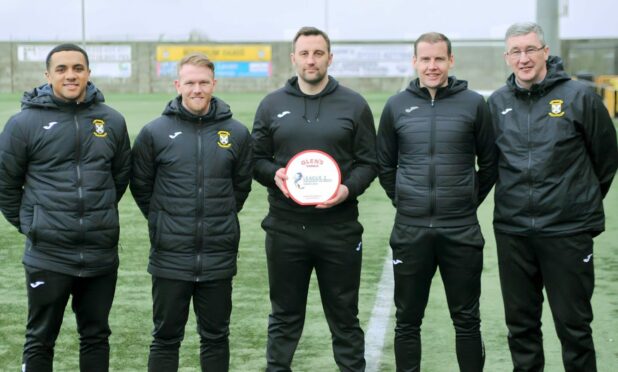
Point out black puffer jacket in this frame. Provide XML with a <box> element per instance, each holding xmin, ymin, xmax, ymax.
<box><xmin>0</xmin><ymin>83</ymin><xmax>131</xmax><ymax>276</ymax></box>
<box><xmin>488</xmin><ymin>56</ymin><xmax>618</xmax><ymax>236</ymax></box>
<box><xmin>377</xmin><ymin>77</ymin><xmax>498</xmax><ymax>227</ymax></box>
<box><xmin>130</xmin><ymin>96</ymin><xmax>252</xmax><ymax>281</ymax></box>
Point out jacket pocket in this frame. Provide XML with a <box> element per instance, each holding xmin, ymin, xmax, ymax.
<box><xmin>471</xmin><ymin>168</ymin><xmax>479</xmax><ymax>206</ymax></box>
<box><xmin>232</xmin><ymin>213</ymin><xmax>240</xmax><ymax>246</ymax></box>
<box><xmin>29</xmin><ymin>205</ymin><xmax>40</xmax><ymax>245</ymax></box>
<box><xmin>149</xmin><ymin>210</ymin><xmax>163</xmax><ymax>250</ymax></box>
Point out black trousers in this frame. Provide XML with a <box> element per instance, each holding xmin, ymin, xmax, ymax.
<box><xmin>495</xmin><ymin>232</ymin><xmax>596</xmax><ymax>372</ymax></box>
<box><xmin>390</xmin><ymin>224</ymin><xmax>485</xmax><ymax>372</ymax></box>
<box><xmin>22</xmin><ymin>267</ymin><xmax>117</xmax><ymax>372</ymax></box>
<box><xmin>148</xmin><ymin>276</ymin><xmax>232</xmax><ymax>372</ymax></box>
<box><xmin>261</xmin><ymin>215</ymin><xmax>365</xmax><ymax>372</ymax></box>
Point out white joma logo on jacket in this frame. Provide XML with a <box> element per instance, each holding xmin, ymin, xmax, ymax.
<box><xmin>43</xmin><ymin>122</ymin><xmax>58</xmax><ymax>130</ymax></box>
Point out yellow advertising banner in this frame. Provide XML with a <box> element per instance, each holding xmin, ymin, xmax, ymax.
<box><xmin>156</xmin><ymin>44</ymin><xmax>271</xmax><ymax>62</ymax></box>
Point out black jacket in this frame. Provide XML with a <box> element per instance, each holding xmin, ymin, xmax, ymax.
<box><xmin>130</xmin><ymin>96</ymin><xmax>252</xmax><ymax>281</ymax></box>
<box><xmin>377</xmin><ymin>77</ymin><xmax>498</xmax><ymax>227</ymax></box>
<box><xmin>252</xmin><ymin>76</ymin><xmax>377</xmax><ymax>224</ymax></box>
<box><xmin>0</xmin><ymin>83</ymin><xmax>131</xmax><ymax>276</ymax></box>
<box><xmin>488</xmin><ymin>56</ymin><xmax>618</xmax><ymax>236</ymax></box>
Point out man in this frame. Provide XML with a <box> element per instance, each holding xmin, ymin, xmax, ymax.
<box><xmin>488</xmin><ymin>22</ymin><xmax>618</xmax><ymax>371</ymax></box>
<box><xmin>0</xmin><ymin>43</ymin><xmax>131</xmax><ymax>372</ymax></box>
<box><xmin>252</xmin><ymin>26</ymin><xmax>377</xmax><ymax>371</ymax></box>
<box><xmin>377</xmin><ymin>32</ymin><xmax>497</xmax><ymax>372</ymax></box>
<box><xmin>130</xmin><ymin>53</ymin><xmax>252</xmax><ymax>372</ymax></box>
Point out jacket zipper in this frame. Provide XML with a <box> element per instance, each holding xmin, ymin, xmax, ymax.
<box><xmin>74</xmin><ymin>114</ymin><xmax>85</xmax><ymax>276</ymax></box>
<box><xmin>195</xmin><ymin>121</ymin><xmax>204</xmax><ymax>281</ymax></box>
<box><xmin>526</xmin><ymin>93</ymin><xmax>536</xmax><ymax>232</ymax></box>
<box><xmin>429</xmin><ymin>98</ymin><xmax>436</xmax><ymax>227</ymax></box>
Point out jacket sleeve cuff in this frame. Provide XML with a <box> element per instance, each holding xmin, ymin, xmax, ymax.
<box><xmin>343</xmin><ymin>182</ymin><xmax>358</xmax><ymax>199</ymax></box>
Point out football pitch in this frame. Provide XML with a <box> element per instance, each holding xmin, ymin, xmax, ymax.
<box><xmin>0</xmin><ymin>92</ymin><xmax>617</xmax><ymax>371</ymax></box>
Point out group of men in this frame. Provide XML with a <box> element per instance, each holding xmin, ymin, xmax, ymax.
<box><xmin>0</xmin><ymin>22</ymin><xmax>616</xmax><ymax>372</ymax></box>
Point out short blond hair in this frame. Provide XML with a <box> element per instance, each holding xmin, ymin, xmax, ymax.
<box><xmin>178</xmin><ymin>53</ymin><xmax>215</xmax><ymax>76</ymax></box>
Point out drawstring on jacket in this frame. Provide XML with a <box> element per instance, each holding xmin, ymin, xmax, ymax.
<box><xmin>302</xmin><ymin>96</ymin><xmax>322</xmax><ymax>123</ymax></box>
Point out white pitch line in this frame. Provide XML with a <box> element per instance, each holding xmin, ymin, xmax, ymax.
<box><xmin>365</xmin><ymin>252</ymin><xmax>394</xmax><ymax>372</ymax></box>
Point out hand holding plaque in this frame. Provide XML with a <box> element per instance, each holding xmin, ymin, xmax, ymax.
<box><xmin>284</xmin><ymin>150</ymin><xmax>341</xmax><ymax>206</ymax></box>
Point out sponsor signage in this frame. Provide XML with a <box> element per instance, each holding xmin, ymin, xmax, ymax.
<box><xmin>330</xmin><ymin>44</ymin><xmax>414</xmax><ymax>77</ymax></box>
<box><xmin>17</xmin><ymin>45</ymin><xmax>132</xmax><ymax>78</ymax></box>
<box><xmin>156</xmin><ymin>44</ymin><xmax>272</xmax><ymax>78</ymax></box>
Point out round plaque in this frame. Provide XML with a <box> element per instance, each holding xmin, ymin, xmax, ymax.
<box><xmin>284</xmin><ymin>150</ymin><xmax>341</xmax><ymax>206</ymax></box>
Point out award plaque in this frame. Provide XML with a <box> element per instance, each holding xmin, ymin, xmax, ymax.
<box><xmin>285</xmin><ymin>150</ymin><xmax>341</xmax><ymax>205</ymax></box>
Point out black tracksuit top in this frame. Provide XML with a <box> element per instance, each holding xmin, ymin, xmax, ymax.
<box><xmin>488</xmin><ymin>56</ymin><xmax>618</xmax><ymax>236</ymax></box>
<box><xmin>252</xmin><ymin>76</ymin><xmax>378</xmax><ymax>224</ymax></box>
<box><xmin>0</xmin><ymin>83</ymin><xmax>131</xmax><ymax>276</ymax></box>
<box><xmin>130</xmin><ymin>96</ymin><xmax>252</xmax><ymax>281</ymax></box>
<box><xmin>377</xmin><ymin>77</ymin><xmax>498</xmax><ymax>227</ymax></box>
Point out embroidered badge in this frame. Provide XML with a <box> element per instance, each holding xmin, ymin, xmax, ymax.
<box><xmin>548</xmin><ymin>99</ymin><xmax>565</xmax><ymax>117</ymax></box>
<box><xmin>217</xmin><ymin>130</ymin><xmax>231</xmax><ymax>148</ymax></box>
<box><xmin>92</xmin><ymin>119</ymin><xmax>108</xmax><ymax>137</ymax></box>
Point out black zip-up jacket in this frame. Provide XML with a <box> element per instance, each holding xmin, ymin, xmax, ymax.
<box><xmin>0</xmin><ymin>83</ymin><xmax>131</xmax><ymax>276</ymax></box>
<box><xmin>252</xmin><ymin>76</ymin><xmax>377</xmax><ymax>224</ymax></box>
<box><xmin>377</xmin><ymin>77</ymin><xmax>498</xmax><ymax>227</ymax></box>
<box><xmin>130</xmin><ymin>96</ymin><xmax>252</xmax><ymax>281</ymax></box>
<box><xmin>488</xmin><ymin>56</ymin><xmax>618</xmax><ymax>236</ymax></box>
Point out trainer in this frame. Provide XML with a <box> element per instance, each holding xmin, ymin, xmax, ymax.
<box><xmin>252</xmin><ymin>26</ymin><xmax>377</xmax><ymax>371</ymax></box>
<box><xmin>377</xmin><ymin>32</ymin><xmax>497</xmax><ymax>372</ymax></box>
<box><xmin>0</xmin><ymin>43</ymin><xmax>131</xmax><ymax>372</ymax></box>
<box><xmin>130</xmin><ymin>53</ymin><xmax>252</xmax><ymax>371</ymax></box>
<box><xmin>488</xmin><ymin>22</ymin><xmax>618</xmax><ymax>371</ymax></box>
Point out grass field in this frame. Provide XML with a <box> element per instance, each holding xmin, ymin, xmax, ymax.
<box><xmin>0</xmin><ymin>91</ymin><xmax>617</xmax><ymax>371</ymax></box>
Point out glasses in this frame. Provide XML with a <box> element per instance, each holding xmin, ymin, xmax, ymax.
<box><xmin>506</xmin><ymin>46</ymin><xmax>546</xmax><ymax>60</ymax></box>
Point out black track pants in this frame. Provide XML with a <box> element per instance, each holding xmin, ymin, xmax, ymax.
<box><xmin>148</xmin><ymin>276</ymin><xmax>232</xmax><ymax>372</ymax></box>
<box><xmin>262</xmin><ymin>215</ymin><xmax>365</xmax><ymax>372</ymax></box>
<box><xmin>390</xmin><ymin>224</ymin><xmax>485</xmax><ymax>372</ymax></box>
<box><xmin>495</xmin><ymin>232</ymin><xmax>596</xmax><ymax>372</ymax></box>
<box><xmin>22</xmin><ymin>268</ymin><xmax>117</xmax><ymax>372</ymax></box>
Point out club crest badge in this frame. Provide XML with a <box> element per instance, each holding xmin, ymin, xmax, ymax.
<box><xmin>548</xmin><ymin>99</ymin><xmax>565</xmax><ymax>117</ymax></box>
<box><xmin>92</xmin><ymin>119</ymin><xmax>108</xmax><ymax>137</ymax></box>
<box><xmin>217</xmin><ymin>130</ymin><xmax>231</xmax><ymax>148</ymax></box>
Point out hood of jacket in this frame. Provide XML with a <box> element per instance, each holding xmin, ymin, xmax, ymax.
<box><xmin>284</xmin><ymin>75</ymin><xmax>339</xmax><ymax>98</ymax></box>
<box><xmin>283</xmin><ymin>75</ymin><xmax>339</xmax><ymax>123</ymax></box>
<box><xmin>163</xmin><ymin>95</ymin><xmax>233</xmax><ymax>124</ymax></box>
<box><xmin>406</xmin><ymin>76</ymin><xmax>468</xmax><ymax>100</ymax></box>
<box><xmin>21</xmin><ymin>82</ymin><xmax>104</xmax><ymax>110</ymax></box>
<box><xmin>506</xmin><ymin>55</ymin><xmax>571</xmax><ymax>97</ymax></box>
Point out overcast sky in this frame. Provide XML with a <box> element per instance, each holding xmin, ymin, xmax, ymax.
<box><xmin>2</xmin><ymin>0</ymin><xmax>616</xmax><ymax>42</ymax></box>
